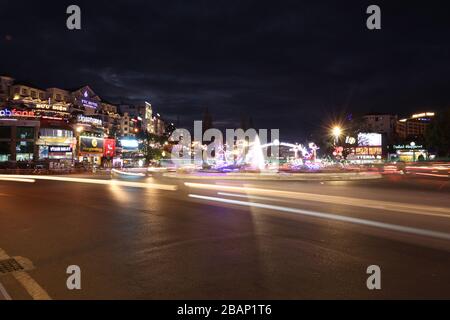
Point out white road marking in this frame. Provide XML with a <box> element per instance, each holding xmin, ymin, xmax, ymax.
<box><xmin>0</xmin><ymin>282</ymin><xmax>12</xmax><ymax>300</ymax></box>
<box><xmin>189</xmin><ymin>194</ymin><xmax>450</xmax><ymax>241</ymax></box>
<box><xmin>12</xmin><ymin>272</ymin><xmax>51</xmax><ymax>300</ymax></box>
<box><xmin>0</xmin><ymin>248</ymin><xmax>51</xmax><ymax>300</ymax></box>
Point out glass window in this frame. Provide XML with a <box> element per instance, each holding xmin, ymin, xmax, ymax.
<box><xmin>0</xmin><ymin>126</ymin><xmax>11</xmax><ymax>139</ymax></box>
<box><xmin>16</xmin><ymin>127</ymin><xmax>35</xmax><ymax>139</ymax></box>
<box><xmin>0</xmin><ymin>141</ymin><xmax>11</xmax><ymax>155</ymax></box>
<box><xmin>16</xmin><ymin>141</ymin><xmax>34</xmax><ymax>154</ymax></box>
<box><xmin>39</xmin><ymin>128</ymin><xmax>73</xmax><ymax>138</ymax></box>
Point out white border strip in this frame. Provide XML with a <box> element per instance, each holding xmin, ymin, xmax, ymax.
<box><xmin>0</xmin><ymin>282</ymin><xmax>12</xmax><ymax>300</ymax></box>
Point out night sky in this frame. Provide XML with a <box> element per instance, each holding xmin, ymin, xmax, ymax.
<box><xmin>1</xmin><ymin>0</ymin><xmax>450</xmax><ymax>141</ymax></box>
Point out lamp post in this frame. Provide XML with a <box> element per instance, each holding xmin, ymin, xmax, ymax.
<box><xmin>332</xmin><ymin>126</ymin><xmax>342</xmax><ymax>145</ymax></box>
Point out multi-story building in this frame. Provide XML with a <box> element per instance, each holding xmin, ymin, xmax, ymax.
<box><xmin>71</xmin><ymin>86</ymin><xmax>102</xmax><ymax>116</ymax></box>
<box><xmin>153</xmin><ymin>113</ymin><xmax>166</xmax><ymax>136</ymax></box>
<box><xmin>0</xmin><ymin>75</ymin><xmax>170</xmax><ymax>166</ymax></box>
<box><xmin>119</xmin><ymin>112</ymin><xmax>132</xmax><ymax>136</ymax></box>
<box><xmin>396</xmin><ymin>112</ymin><xmax>435</xmax><ymax>139</ymax></box>
<box><xmin>99</xmin><ymin>101</ymin><xmax>120</xmax><ymax>137</ymax></box>
<box><xmin>140</xmin><ymin>101</ymin><xmax>153</xmax><ymax>133</ymax></box>
<box><xmin>362</xmin><ymin>114</ymin><xmax>397</xmax><ymax>140</ymax></box>
<box><xmin>0</xmin><ymin>76</ymin><xmax>14</xmax><ymax>104</ymax></box>
<box><xmin>10</xmin><ymin>82</ymin><xmax>47</xmax><ymax>103</ymax></box>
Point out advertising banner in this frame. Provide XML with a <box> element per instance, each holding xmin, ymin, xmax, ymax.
<box><xmin>49</xmin><ymin>146</ymin><xmax>72</xmax><ymax>153</ymax></box>
<box><xmin>357</xmin><ymin>133</ymin><xmax>382</xmax><ymax>147</ymax></box>
<box><xmin>79</xmin><ymin>136</ymin><xmax>104</xmax><ymax>154</ymax></box>
<box><xmin>104</xmin><ymin>139</ymin><xmax>116</xmax><ymax>157</ymax></box>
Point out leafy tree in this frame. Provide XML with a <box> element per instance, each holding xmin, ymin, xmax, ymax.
<box><xmin>425</xmin><ymin>108</ymin><xmax>450</xmax><ymax>158</ymax></box>
<box><xmin>137</xmin><ymin>131</ymin><xmax>169</xmax><ymax>163</ymax></box>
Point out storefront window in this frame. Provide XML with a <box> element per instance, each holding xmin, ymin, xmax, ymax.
<box><xmin>16</xmin><ymin>141</ymin><xmax>34</xmax><ymax>161</ymax></box>
<box><xmin>0</xmin><ymin>126</ymin><xmax>11</xmax><ymax>139</ymax></box>
<box><xmin>0</xmin><ymin>141</ymin><xmax>11</xmax><ymax>162</ymax></box>
<box><xmin>39</xmin><ymin>128</ymin><xmax>73</xmax><ymax>138</ymax></box>
<box><xmin>16</xmin><ymin>127</ymin><xmax>35</xmax><ymax>139</ymax></box>
<box><xmin>39</xmin><ymin>145</ymin><xmax>49</xmax><ymax>159</ymax></box>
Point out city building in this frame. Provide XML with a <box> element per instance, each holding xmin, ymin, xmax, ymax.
<box><xmin>153</xmin><ymin>113</ymin><xmax>166</xmax><ymax>136</ymax></box>
<box><xmin>0</xmin><ymin>76</ymin><xmax>15</xmax><ymax>104</ymax></box>
<box><xmin>362</xmin><ymin>114</ymin><xmax>397</xmax><ymax>141</ymax></box>
<box><xmin>396</xmin><ymin>112</ymin><xmax>435</xmax><ymax>139</ymax></box>
<box><xmin>10</xmin><ymin>82</ymin><xmax>47</xmax><ymax>103</ymax></box>
<box><xmin>71</xmin><ymin>86</ymin><xmax>102</xmax><ymax>115</ymax></box>
<box><xmin>0</xmin><ymin>75</ymin><xmax>170</xmax><ymax>167</ymax></box>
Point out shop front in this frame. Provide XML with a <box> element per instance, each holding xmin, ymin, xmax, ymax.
<box><xmin>37</xmin><ymin>119</ymin><xmax>76</xmax><ymax>162</ymax></box>
<box><xmin>389</xmin><ymin>143</ymin><xmax>428</xmax><ymax>162</ymax></box>
<box><xmin>78</xmin><ymin>136</ymin><xmax>104</xmax><ymax>165</ymax></box>
<box><xmin>0</xmin><ymin>117</ymin><xmax>40</xmax><ymax>163</ymax></box>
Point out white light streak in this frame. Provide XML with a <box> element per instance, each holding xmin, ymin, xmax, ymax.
<box><xmin>189</xmin><ymin>194</ymin><xmax>450</xmax><ymax>241</ymax></box>
<box><xmin>0</xmin><ymin>175</ymin><xmax>177</xmax><ymax>191</ymax></box>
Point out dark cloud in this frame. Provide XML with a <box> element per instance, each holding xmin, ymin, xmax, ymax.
<box><xmin>1</xmin><ymin>0</ymin><xmax>450</xmax><ymax>141</ymax></box>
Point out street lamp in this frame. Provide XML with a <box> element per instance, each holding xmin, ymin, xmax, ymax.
<box><xmin>332</xmin><ymin>126</ymin><xmax>342</xmax><ymax>144</ymax></box>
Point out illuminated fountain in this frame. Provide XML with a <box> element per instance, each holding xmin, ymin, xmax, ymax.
<box><xmin>207</xmin><ymin>137</ymin><xmax>322</xmax><ymax>173</ymax></box>
<box><xmin>245</xmin><ymin>135</ymin><xmax>266</xmax><ymax>171</ymax></box>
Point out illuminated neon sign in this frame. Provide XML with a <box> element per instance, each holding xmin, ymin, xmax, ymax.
<box><xmin>49</xmin><ymin>146</ymin><xmax>72</xmax><ymax>153</ymax></box>
<box><xmin>77</xmin><ymin>115</ymin><xmax>102</xmax><ymax>126</ymax></box>
<box><xmin>0</xmin><ymin>108</ymin><xmax>36</xmax><ymax>118</ymax></box>
<box><xmin>35</xmin><ymin>104</ymin><xmax>69</xmax><ymax>112</ymax></box>
<box><xmin>81</xmin><ymin>99</ymin><xmax>98</xmax><ymax>109</ymax></box>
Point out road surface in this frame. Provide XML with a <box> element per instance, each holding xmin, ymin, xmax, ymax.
<box><xmin>0</xmin><ymin>174</ymin><xmax>449</xmax><ymax>299</ymax></box>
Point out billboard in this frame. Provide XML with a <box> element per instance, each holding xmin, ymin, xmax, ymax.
<box><xmin>357</xmin><ymin>133</ymin><xmax>382</xmax><ymax>147</ymax></box>
<box><xmin>120</xmin><ymin>139</ymin><xmax>139</xmax><ymax>151</ymax></box>
<box><xmin>48</xmin><ymin>146</ymin><xmax>72</xmax><ymax>153</ymax></box>
<box><xmin>79</xmin><ymin>136</ymin><xmax>104</xmax><ymax>154</ymax></box>
<box><xmin>104</xmin><ymin>139</ymin><xmax>116</xmax><ymax>157</ymax></box>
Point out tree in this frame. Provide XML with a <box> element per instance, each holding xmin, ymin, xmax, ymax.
<box><xmin>425</xmin><ymin>108</ymin><xmax>450</xmax><ymax>158</ymax></box>
<box><xmin>137</xmin><ymin>131</ymin><xmax>168</xmax><ymax>163</ymax></box>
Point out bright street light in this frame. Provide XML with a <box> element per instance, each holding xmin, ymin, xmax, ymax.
<box><xmin>332</xmin><ymin>126</ymin><xmax>342</xmax><ymax>138</ymax></box>
<box><xmin>331</xmin><ymin>126</ymin><xmax>342</xmax><ymax>144</ymax></box>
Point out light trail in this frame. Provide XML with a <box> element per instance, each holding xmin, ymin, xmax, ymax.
<box><xmin>189</xmin><ymin>194</ymin><xmax>450</xmax><ymax>241</ymax></box>
<box><xmin>185</xmin><ymin>182</ymin><xmax>450</xmax><ymax>218</ymax></box>
<box><xmin>111</xmin><ymin>169</ymin><xmax>146</xmax><ymax>177</ymax></box>
<box><xmin>217</xmin><ymin>192</ymin><xmax>284</xmax><ymax>203</ymax></box>
<box><xmin>0</xmin><ymin>177</ymin><xmax>36</xmax><ymax>183</ymax></box>
<box><xmin>0</xmin><ymin>175</ymin><xmax>177</xmax><ymax>191</ymax></box>
<box><xmin>414</xmin><ymin>172</ymin><xmax>449</xmax><ymax>178</ymax></box>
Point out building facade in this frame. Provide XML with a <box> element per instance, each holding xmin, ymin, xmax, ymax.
<box><xmin>396</xmin><ymin>112</ymin><xmax>435</xmax><ymax>139</ymax></box>
<box><xmin>0</xmin><ymin>75</ymin><xmax>169</xmax><ymax>166</ymax></box>
<box><xmin>362</xmin><ymin>114</ymin><xmax>397</xmax><ymax>141</ymax></box>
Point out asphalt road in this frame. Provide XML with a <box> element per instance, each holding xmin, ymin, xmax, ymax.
<box><xmin>0</xmin><ymin>174</ymin><xmax>449</xmax><ymax>299</ymax></box>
